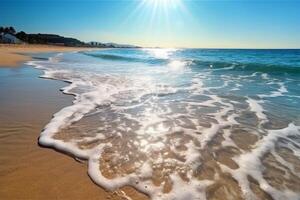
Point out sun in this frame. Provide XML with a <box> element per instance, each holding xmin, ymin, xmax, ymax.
<box><xmin>120</xmin><ymin>0</ymin><xmax>188</xmax><ymax>45</ymax></box>
<box><xmin>144</xmin><ymin>0</ymin><xmax>180</xmax><ymax>8</ymax></box>
<box><xmin>147</xmin><ymin>0</ymin><xmax>174</xmax><ymax>3</ymax></box>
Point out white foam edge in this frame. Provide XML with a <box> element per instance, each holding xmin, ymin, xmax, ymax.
<box><xmin>28</xmin><ymin>57</ymin><xmax>215</xmax><ymax>199</ymax></box>
<box><xmin>219</xmin><ymin>123</ymin><xmax>300</xmax><ymax>200</ymax></box>
<box><xmin>246</xmin><ymin>98</ymin><xmax>267</xmax><ymax>121</ymax></box>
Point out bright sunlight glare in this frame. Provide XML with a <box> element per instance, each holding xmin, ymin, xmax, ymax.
<box><xmin>119</xmin><ymin>0</ymin><xmax>189</xmax><ymax>47</ymax></box>
<box><xmin>144</xmin><ymin>0</ymin><xmax>181</xmax><ymax>8</ymax></box>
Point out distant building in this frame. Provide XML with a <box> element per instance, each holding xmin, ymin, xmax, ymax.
<box><xmin>89</xmin><ymin>41</ymin><xmax>103</xmax><ymax>46</ymax></box>
<box><xmin>0</xmin><ymin>33</ymin><xmax>24</xmax><ymax>44</ymax></box>
<box><xmin>88</xmin><ymin>41</ymin><xmax>140</xmax><ymax>48</ymax></box>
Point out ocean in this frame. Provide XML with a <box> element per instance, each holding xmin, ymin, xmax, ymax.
<box><xmin>28</xmin><ymin>48</ymin><xmax>300</xmax><ymax>200</ymax></box>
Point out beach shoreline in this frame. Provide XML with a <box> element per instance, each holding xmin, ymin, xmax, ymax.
<box><xmin>0</xmin><ymin>44</ymin><xmax>96</xmax><ymax>67</ymax></box>
<box><xmin>0</xmin><ymin>52</ymin><xmax>147</xmax><ymax>199</ymax></box>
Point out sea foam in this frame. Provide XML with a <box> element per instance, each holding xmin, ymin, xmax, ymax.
<box><xmin>27</xmin><ymin>49</ymin><xmax>300</xmax><ymax>199</ymax></box>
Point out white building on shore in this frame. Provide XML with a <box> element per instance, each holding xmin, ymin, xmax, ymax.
<box><xmin>0</xmin><ymin>33</ymin><xmax>24</xmax><ymax>44</ymax></box>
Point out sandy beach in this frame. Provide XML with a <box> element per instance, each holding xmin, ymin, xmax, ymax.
<box><xmin>0</xmin><ymin>49</ymin><xmax>147</xmax><ymax>200</ymax></box>
<box><xmin>0</xmin><ymin>46</ymin><xmax>299</xmax><ymax>200</ymax></box>
<box><xmin>0</xmin><ymin>44</ymin><xmax>93</xmax><ymax>67</ymax></box>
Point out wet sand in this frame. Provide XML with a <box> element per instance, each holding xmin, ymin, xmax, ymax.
<box><xmin>0</xmin><ymin>66</ymin><xmax>147</xmax><ymax>199</ymax></box>
<box><xmin>0</xmin><ymin>44</ymin><xmax>94</xmax><ymax>67</ymax></box>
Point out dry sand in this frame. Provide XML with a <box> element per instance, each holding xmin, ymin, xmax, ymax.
<box><xmin>0</xmin><ymin>50</ymin><xmax>148</xmax><ymax>199</ymax></box>
<box><xmin>0</xmin><ymin>44</ymin><xmax>93</xmax><ymax>67</ymax></box>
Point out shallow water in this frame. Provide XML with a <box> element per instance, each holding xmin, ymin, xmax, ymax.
<box><xmin>28</xmin><ymin>48</ymin><xmax>300</xmax><ymax>200</ymax></box>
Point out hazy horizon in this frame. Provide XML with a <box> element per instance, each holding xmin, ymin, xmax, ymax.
<box><xmin>1</xmin><ymin>0</ymin><xmax>300</xmax><ymax>48</ymax></box>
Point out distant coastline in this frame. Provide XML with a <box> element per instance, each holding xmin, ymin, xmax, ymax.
<box><xmin>0</xmin><ymin>26</ymin><xmax>142</xmax><ymax>68</ymax></box>
<box><xmin>0</xmin><ymin>26</ymin><xmax>140</xmax><ymax>48</ymax></box>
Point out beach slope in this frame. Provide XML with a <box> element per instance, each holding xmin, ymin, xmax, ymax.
<box><xmin>0</xmin><ymin>44</ymin><xmax>91</xmax><ymax>67</ymax></box>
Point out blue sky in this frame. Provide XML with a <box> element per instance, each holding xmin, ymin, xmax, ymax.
<box><xmin>1</xmin><ymin>0</ymin><xmax>300</xmax><ymax>48</ymax></box>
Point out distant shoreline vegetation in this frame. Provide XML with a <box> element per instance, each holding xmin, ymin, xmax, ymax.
<box><xmin>0</xmin><ymin>26</ymin><xmax>140</xmax><ymax>48</ymax></box>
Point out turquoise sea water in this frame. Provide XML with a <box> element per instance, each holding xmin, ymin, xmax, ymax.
<box><xmin>29</xmin><ymin>48</ymin><xmax>300</xmax><ymax>200</ymax></box>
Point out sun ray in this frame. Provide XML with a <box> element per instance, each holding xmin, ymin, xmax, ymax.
<box><xmin>119</xmin><ymin>0</ymin><xmax>191</xmax><ymax>47</ymax></box>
